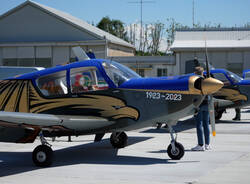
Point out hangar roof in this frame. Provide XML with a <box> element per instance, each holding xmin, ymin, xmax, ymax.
<box><xmin>0</xmin><ymin>0</ymin><xmax>134</xmax><ymax>49</ymax></box>
<box><xmin>171</xmin><ymin>28</ymin><xmax>250</xmax><ymax>51</ymax></box>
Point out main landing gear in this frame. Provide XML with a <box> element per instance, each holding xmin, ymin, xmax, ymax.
<box><xmin>110</xmin><ymin>132</ymin><xmax>128</xmax><ymax>148</ymax></box>
<box><xmin>215</xmin><ymin>109</ymin><xmax>224</xmax><ymax>120</ymax></box>
<box><xmin>109</xmin><ymin>128</ymin><xmax>184</xmax><ymax>160</ymax></box>
<box><xmin>32</xmin><ymin>132</ymin><xmax>53</xmax><ymax>167</ymax></box>
<box><xmin>166</xmin><ymin>125</ymin><xmax>185</xmax><ymax>160</ymax></box>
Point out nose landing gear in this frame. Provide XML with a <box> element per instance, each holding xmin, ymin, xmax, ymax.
<box><xmin>32</xmin><ymin>132</ymin><xmax>53</xmax><ymax>167</ymax></box>
<box><xmin>166</xmin><ymin>125</ymin><xmax>185</xmax><ymax>160</ymax></box>
<box><xmin>167</xmin><ymin>141</ymin><xmax>185</xmax><ymax>160</ymax></box>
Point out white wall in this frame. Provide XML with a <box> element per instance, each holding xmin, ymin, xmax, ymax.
<box><xmin>52</xmin><ymin>47</ymin><xmax>70</xmax><ymax>66</ymax></box>
<box><xmin>3</xmin><ymin>47</ymin><xmax>17</xmax><ymax>58</ymax></box>
<box><xmin>179</xmin><ymin>51</ymin><xmax>229</xmax><ymax>74</ymax></box>
<box><xmin>243</xmin><ymin>51</ymin><xmax>250</xmax><ymax>69</ymax></box>
<box><xmin>179</xmin><ymin>52</ymin><xmax>195</xmax><ymax>74</ymax></box>
<box><xmin>228</xmin><ymin>52</ymin><xmax>243</xmax><ymax>63</ymax></box>
<box><xmin>144</xmin><ymin>69</ymin><xmax>153</xmax><ymax>77</ymax></box>
<box><xmin>177</xmin><ymin>50</ymin><xmax>250</xmax><ymax>74</ymax></box>
<box><xmin>36</xmin><ymin>47</ymin><xmax>52</xmax><ymax>58</ymax></box>
<box><xmin>175</xmin><ymin>53</ymin><xmax>180</xmax><ymax>75</ymax></box>
<box><xmin>88</xmin><ymin>45</ymin><xmax>105</xmax><ymax>58</ymax></box>
<box><xmin>17</xmin><ymin>47</ymin><xmax>34</xmax><ymax>58</ymax></box>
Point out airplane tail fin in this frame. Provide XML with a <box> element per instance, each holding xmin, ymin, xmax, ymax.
<box><xmin>72</xmin><ymin>46</ymin><xmax>90</xmax><ymax>61</ymax></box>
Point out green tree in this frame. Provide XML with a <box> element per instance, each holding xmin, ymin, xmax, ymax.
<box><xmin>166</xmin><ymin>18</ymin><xmax>188</xmax><ymax>45</ymax></box>
<box><xmin>97</xmin><ymin>16</ymin><xmax>128</xmax><ymax>41</ymax></box>
<box><xmin>148</xmin><ymin>22</ymin><xmax>164</xmax><ymax>55</ymax></box>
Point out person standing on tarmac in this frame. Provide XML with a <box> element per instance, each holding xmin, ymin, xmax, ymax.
<box><xmin>191</xmin><ymin>66</ymin><xmax>211</xmax><ymax>151</ymax></box>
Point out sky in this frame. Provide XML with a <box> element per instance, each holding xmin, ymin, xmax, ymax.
<box><xmin>0</xmin><ymin>0</ymin><xmax>250</xmax><ymax>27</ymax></box>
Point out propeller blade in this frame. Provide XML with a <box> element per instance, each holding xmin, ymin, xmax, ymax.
<box><xmin>204</xmin><ymin>40</ymin><xmax>216</xmax><ymax>136</ymax></box>
<box><xmin>208</xmin><ymin>95</ymin><xmax>216</xmax><ymax>136</ymax></box>
<box><xmin>205</xmin><ymin>40</ymin><xmax>210</xmax><ymax>78</ymax></box>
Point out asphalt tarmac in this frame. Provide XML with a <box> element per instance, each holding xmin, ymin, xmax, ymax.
<box><xmin>0</xmin><ymin>108</ymin><xmax>250</xmax><ymax>184</ymax></box>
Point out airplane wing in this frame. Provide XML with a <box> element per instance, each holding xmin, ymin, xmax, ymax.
<box><xmin>0</xmin><ymin>111</ymin><xmax>113</xmax><ymax>143</ymax></box>
<box><xmin>213</xmin><ymin>98</ymin><xmax>235</xmax><ymax>108</ymax></box>
<box><xmin>0</xmin><ymin>111</ymin><xmax>61</xmax><ymax>126</ymax></box>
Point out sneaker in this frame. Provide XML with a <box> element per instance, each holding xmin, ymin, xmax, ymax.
<box><xmin>205</xmin><ymin>144</ymin><xmax>211</xmax><ymax>150</ymax></box>
<box><xmin>191</xmin><ymin>145</ymin><xmax>205</xmax><ymax>151</ymax></box>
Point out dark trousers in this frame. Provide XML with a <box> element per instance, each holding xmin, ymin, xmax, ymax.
<box><xmin>195</xmin><ymin>105</ymin><xmax>210</xmax><ymax>146</ymax></box>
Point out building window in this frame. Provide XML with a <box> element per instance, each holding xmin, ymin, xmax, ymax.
<box><xmin>136</xmin><ymin>69</ymin><xmax>145</xmax><ymax>77</ymax></box>
<box><xmin>19</xmin><ymin>58</ymin><xmax>35</xmax><ymax>66</ymax></box>
<box><xmin>35</xmin><ymin>58</ymin><xmax>52</xmax><ymax>68</ymax></box>
<box><xmin>157</xmin><ymin>68</ymin><xmax>168</xmax><ymax>77</ymax></box>
<box><xmin>3</xmin><ymin>58</ymin><xmax>52</xmax><ymax>68</ymax></box>
<box><xmin>3</xmin><ymin>59</ymin><xmax>18</xmax><ymax>66</ymax></box>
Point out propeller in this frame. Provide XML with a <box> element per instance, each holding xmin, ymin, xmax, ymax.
<box><xmin>204</xmin><ymin>40</ymin><xmax>217</xmax><ymax>137</ymax></box>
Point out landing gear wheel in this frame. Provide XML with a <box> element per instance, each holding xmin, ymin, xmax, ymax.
<box><xmin>110</xmin><ymin>132</ymin><xmax>128</xmax><ymax>149</ymax></box>
<box><xmin>32</xmin><ymin>145</ymin><xmax>53</xmax><ymax>167</ymax></box>
<box><xmin>167</xmin><ymin>142</ymin><xmax>184</xmax><ymax>160</ymax></box>
<box><xmin>215</xmin><ymin>110</ymin><xmax>223</xmax><ymax>120</ymax></box>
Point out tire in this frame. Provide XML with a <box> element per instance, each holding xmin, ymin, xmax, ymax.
<box><xmin>167</xmin><ymin>142</ymin><xmax>185</xmax><ymax>160</ymax></box>
<box><xmin>110</xmin><ymin>132</ymin><xmax>128</xmax><ymax>149</ymax></box>
<box><xmin>215</xmin><ymin>110</ymin><xmax>223</xmax><ymax>120</ymax></box>
<box><xmin>32</xmin><ymin>145</ymin><xmax>53</xmax><ymax>167</ymax></box>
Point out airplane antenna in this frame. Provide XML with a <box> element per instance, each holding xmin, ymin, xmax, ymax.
<box><xmin>192</xmin><ymin>0</ymin><xmax>195</xmax><ymax>27</ymax></box>
<box><xmin>128</xmin><ymin>0</ymin><xmax>155</xmax><ymax>52</ymax></box>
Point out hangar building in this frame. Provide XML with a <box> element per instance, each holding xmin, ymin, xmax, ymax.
<box><xmin>0</xmin><ymin>1</ymin><xmax>135</xmax><ymax>68</ymax></box>
<box><xmin>171</xmin><ymin>28</ymin><xmax>250</xmax><ymax>75</ymax></box>
<box><xmin>108</xmin><ymin>56</ymin><xmax>176</xmax><ymax>77</ymax></box>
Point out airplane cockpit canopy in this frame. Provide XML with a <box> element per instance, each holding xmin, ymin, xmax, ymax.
<box><xmin>226</xmin><ymin>71</ymin><xmax>242</xmax><ymax>84</ymax></box>
<box><xmin>211</xmin><ymin>69</ymin><xmax>242</xmax><ymax>86</ymax></box>
<box><xmin>13</xmin><ymin>59</ymin><xmax>142</xmax><ymax>96</ymax></box>
<box><xmin>102</xmin><ymin>60</ymin><xmax>141</xmax><ymax>87</ymax></box>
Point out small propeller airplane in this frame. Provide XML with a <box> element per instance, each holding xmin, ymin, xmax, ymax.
<box><xmin>187</xmin><ymin>59</ymin><xmax>250</xmax><ymax>120</ymax></box>
<box><xmin>0</xmin><ymin>52</ymin><xmax>223</xmax><ymax>167</ymax></box>
<box><xmin>207</xmin><ymin>68</ymin><xmax>250</xmax><ymax>120</ymax></box>
<box><xmin>242</xmin><ymin>69</ymin><xmax>250</xmax><ymax>79</ymax></box>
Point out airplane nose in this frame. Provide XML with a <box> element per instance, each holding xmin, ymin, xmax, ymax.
<box><xmin>201</xmin><ymin>77</ymin><xmax>224</xmax><ymax>95</ymax></box>
<box><xmin>189</xmin><ymin>76</ymin><xmax>223</xmax><ymax>95</ymax></box>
